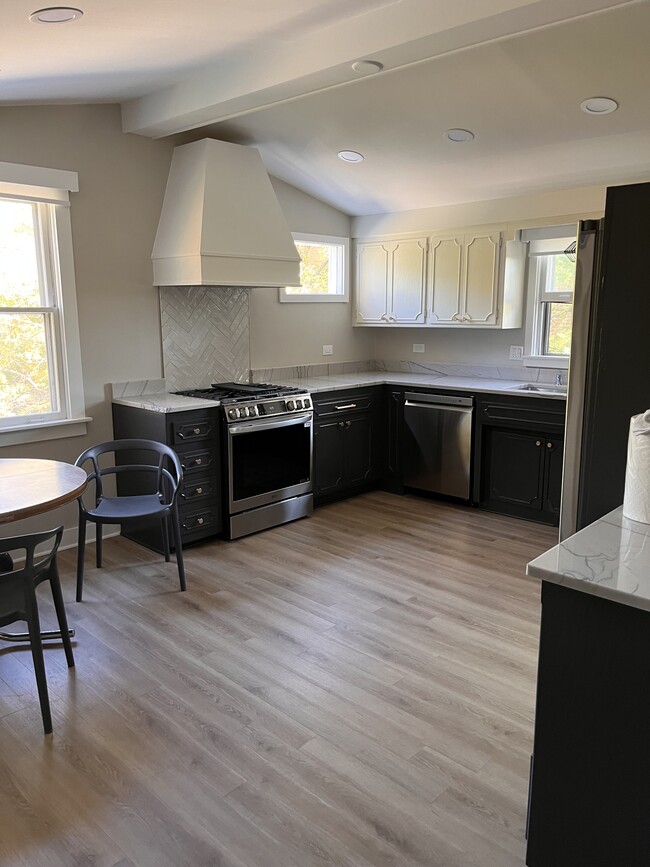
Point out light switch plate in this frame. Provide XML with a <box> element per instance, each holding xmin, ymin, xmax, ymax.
<box><xmin>412</xmin><ymin>343</ymin><xmax>425</xmax><ymax>353</ymax></box>
<box><xmin>322</xmin><ymin>344</ymin><xmax>334</xmax><ymax>356</ymax></box>
<box><xmin>509</xmin><ymin>345</ymin><xmax>524</xmax><ymax>360</ymax></box>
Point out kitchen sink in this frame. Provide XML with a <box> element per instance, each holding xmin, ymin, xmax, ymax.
<box><xmin>516</xmin><ymin>383</ymin><xmax>567</xmax><ymax>395</ymax></box>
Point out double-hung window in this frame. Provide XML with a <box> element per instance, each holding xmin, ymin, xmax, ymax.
<box><xmin>0</xmin><ymin>162</ymin><xmax>88</xmax><ymax>445</ymax></box>
<box><xmin>279</xmin><ymin>233</ymin><xmax>349</xmax><ymax>302</ymax></box>
<box><xmin>523</xmin><ymin>225</ymin><xmax>577</xmax><ymax>368</ymax></box>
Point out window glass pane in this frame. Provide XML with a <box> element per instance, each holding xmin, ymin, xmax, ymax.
<box><xmin>0</xmin><ymin>200</ymin><xmax>42</xmax><ymax>307</ymax></box>
<box><xmin>545</xmin><ymin>302</ymin><xmax>573</xmax><ymax>355</ymax></box>
<box><xmin>0</xmin><ymin>312</ymin><xmax>54</xmax><ymax>417</ymax></box>
<box><xmin>543</xmin><ymin>254</ymin><xmax>576</xmax><ymax>293</ymax></box>
<box><xmin>285</xmin><ymin>242</ymin><xmax>339</xmax><ymax>295</ymax></box>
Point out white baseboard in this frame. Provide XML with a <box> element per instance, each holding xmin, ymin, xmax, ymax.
<box><xmin>60</xmin><ymin>524</ymin><xmax>120</xmax><ymax>553</ymax></box>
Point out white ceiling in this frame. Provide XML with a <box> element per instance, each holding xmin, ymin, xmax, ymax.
<box><xmin>2</xmin><ymin>0</ymin><xmax>649</xmax><ymax>216</ymax></box>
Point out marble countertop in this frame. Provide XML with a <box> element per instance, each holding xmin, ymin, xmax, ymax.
<box><xmin>112</xmin><ymin>373</ymin><xmax>566</xmax><ymax>412</ymax></box>
<box><xmin>526</xmin><ymin>507</ymin><xmax>650</xmax><ymax>612</ymax></box>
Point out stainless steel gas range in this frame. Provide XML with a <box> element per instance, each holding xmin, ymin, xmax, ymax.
<box><xmin>176</xmin><ymin>382</ymin><xmax>313</xmax><ymax>539</ymax></box>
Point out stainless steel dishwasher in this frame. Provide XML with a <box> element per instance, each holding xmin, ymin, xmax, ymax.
<box><xmin>403</xmin><ymin>392</ymin><xmax>473</xmax><ymax>499</ymax></box>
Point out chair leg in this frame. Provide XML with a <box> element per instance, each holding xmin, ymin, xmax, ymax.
<box><xmin>50</xmin><ymin>561</ymin><xmax>75</xmax><ymax>669</ymax></box>
<box><xmin>171</xmin><ymin>506</ymin><xmax>186</xmax><ymax>591</ymax></box>
<box><xmin>96</xmin><ymin>522</ymin><xmax>103</xmax><ymax>568</ymax></box>
<box><xmin>76</xmin><ymin>514</ymin><xmax>87</xmax><ymax>603</ymax></box>
<box><xmin>162</xmin><ymin>517</ymin><xmax>171</xmax><ymax>562</ymax></box>
<box><xmin>25</xmin><ymin>593</ymin><xmax>53</xmax><ymax>735</ymax></box>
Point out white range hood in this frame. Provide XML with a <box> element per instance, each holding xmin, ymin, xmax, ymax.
<box><xmin>152</xmin><ymin>138</ymin><xmax>301</xmax><ymax>288</ymax></box>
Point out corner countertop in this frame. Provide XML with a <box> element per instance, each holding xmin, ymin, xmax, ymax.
<box><xmin>111</xmin><ymin>372</ymin><xmax>566</xmax><ymax>413</ymax></box>
<box><xmin>526</xmin><ymin>507</ymin><xmax>650</xmax><ymax>613</ymax></box>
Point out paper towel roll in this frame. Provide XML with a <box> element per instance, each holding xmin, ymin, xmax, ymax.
<box><xmin>622</xmin><ymin>409</ymin><xmax>650</xmax><ymax>523</ymax></box>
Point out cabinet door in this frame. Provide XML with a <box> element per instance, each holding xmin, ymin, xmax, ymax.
<box><xmin>343</xmin><ymin>415</ymin><xmax>374</xmax><ymax>486</ymax></box>
<box><xmin>313</xmin><ymin>420</ymin><xmax>344</xmax><ymax>496</ymax></box>
<box><xmin>543</xmin><ymin>436</ymin><xmax>564</xmax><ymax>515</ymax></box>
<box><xmin>389</xmin><ymin>239</ymin><xmax>427</xmax><ymax>323</ymax></box>
<box><xmin>428</xmin><ymin>236</ymin><xmax>463</xmax><ymax>324</ymax></box>
<box><xmin>485</xmin><ymin>429</ymin><xmax>545</xmax><ymax>510</ymax></box>
<box><xmin>462</xmin><ymin>232</ymin><xmax>500</xmax><ymax>325</ymax></box>
<box><xmin>356</xmin><ymin>242</ymin><xmax>390</xmax><ymax>323</ymax></box>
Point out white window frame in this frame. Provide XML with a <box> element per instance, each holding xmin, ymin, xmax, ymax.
<box><xmin>0</xmin><ymin>162</ymin><xmax>90</xmax><ymax>447</ymax></box>
<box><xmin>279</xmin><ymin>233</ymin><xmax>350</xmax><ymax>303</ymax></box>
<box><xmin>523</xmin><ymin>226</ymin><xmax>577</xmax><ymax>369</ymax></box>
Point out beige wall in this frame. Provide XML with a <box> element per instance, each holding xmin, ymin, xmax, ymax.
<box><xmin>1</xmin><ymin>104</ymin><xmax>174</xmax><ymax>537</ymax></box>
<box><xmin>249</xmin><ymin>178</ymin><xmax>374</xmax><ymax>369</ymax></box>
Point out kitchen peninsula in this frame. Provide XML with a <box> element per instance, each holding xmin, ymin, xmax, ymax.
<box><xmin>525</xmin><ymin>507</ymin><xmax>650</xmax><ymax>866</ymax></box>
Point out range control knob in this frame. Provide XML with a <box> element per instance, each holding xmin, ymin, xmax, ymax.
<box><xmin>286</xmin><ymin>400</ymin><xmax>296</xmax><ymax>411</ymax></box>
<box><xmin>241</xmin><ymin>407</ymin><xmax>250</xmax><ymax>418</ymax></box>
<box><xmin>303</xmin><ymin>397</ymin><xmax>311</xmax><ymax>409</ymax></box>
<box><xmin>228</xmin><ymin>408</ymin><xmax>238</xmax><ymax>419</ymax></box>
<box><xmin>295</xmin><ymin>399</ymin><xmax>303</xmax><ymax>409</ymax></box>
<box><xmin>250</xmin><ymin>405</ymin><xmax>259</xmax><ymax>416</ymax></box>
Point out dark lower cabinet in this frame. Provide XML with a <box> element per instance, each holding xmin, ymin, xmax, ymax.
<box><xmin>475</xmin><ymin>395</ymin><xmax>565</xmax><ymax>525</ymax></box>
<box><xmin>112</xmin><ymin>403</ymin><xmax>222</xmax><ymax>551</ymax></box>
<box><xmin>526</xmin><ymin>582</ymin><xmax>650</xmax><ymax>866</ymax></box>
<box><xmin>382</xmin><ymin>387</ymin><xmax>405</xmax><ymax>493</ymax></box>
<box><xmin>313</xmin><ymin>388</ymin><xmax>382</xmax><ymax>503</ymax></box>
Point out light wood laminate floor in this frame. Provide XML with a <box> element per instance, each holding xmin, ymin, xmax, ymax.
<box><xmin>0</xmin><ymin>492</ymin><xmax>557</xmax><ymax>867</ymax></box>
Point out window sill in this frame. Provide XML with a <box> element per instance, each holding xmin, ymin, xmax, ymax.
<box><xmin>278</xmin><ymin>293</ymin><xmax>349</xmax><ymax>303</ymax></box>
<box><xmin>0</xmin><ymin>416</ymin><xmax>92</xmax><ymax>448</ymax></box>
<box><xmin>523</xmin><ymin>355</ymin><xmax>569</xmax><ymax>370</ymax></box>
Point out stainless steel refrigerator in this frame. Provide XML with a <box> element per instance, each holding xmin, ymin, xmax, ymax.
<box><xmin>560</xmin><ymin>182</ymin><xmax>650</xmax><ymax>540</ymax></box>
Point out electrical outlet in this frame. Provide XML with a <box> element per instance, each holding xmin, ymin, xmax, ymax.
<box><xmin>322</xmin><ymin>344</ymin><xmax>333</xmax><ymax>356</ymax></box>
<box><xmin>412</xmin><ymin>343</ymin><xmax>425</xmax><ymax>353</ymax></box>
<box><xmin>509</xmin><ymin>345</ymin><xmax>524</xmax><ymax>361</ymax></box>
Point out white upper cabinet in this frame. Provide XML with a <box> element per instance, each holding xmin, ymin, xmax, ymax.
<box><xmin>354</xmin><ymin>227</ymin><xmax>525</xmax><ymax>329</ymax></box>
<box><xmin>355</xmin><ymin>238</ymin><xmax>427</xmax><ymax>325</ymax></box>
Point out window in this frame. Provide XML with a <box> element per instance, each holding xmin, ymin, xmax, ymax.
<box><xmin>523</xmin><ymin>226</ymin><xmax>577</xmax><ymax>369</ymax></box>
<box><xmin>279</xmin><ymin>233</ymin><xmax>349</xmax><ymax>303</ymax></box>
<box><xmin>0</xmin><ymin>162</ymin><xmax>88</xmax><ymax>445</ymax></box>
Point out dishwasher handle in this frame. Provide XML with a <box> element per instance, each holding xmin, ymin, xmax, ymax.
<box><xmin>404</xmin><ymin>392</ymin><xmax>473</xmax><ymax>409</ymax></box>
<box><xmin>405</xmin><ymin>400</ymin><xmax>473</xmax><ymax>414</ymax></box>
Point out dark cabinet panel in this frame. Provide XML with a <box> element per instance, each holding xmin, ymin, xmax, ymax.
<box><xmin>112</xmin><ymin>403</ymin><xmax>222</xmax><ymax>552</ymax></box>
<box><xmin>475</xmin><ymin>394</ymin><xmax>566</xmax><ymax>525</ymax></box>
<box><xmin>485</xmin><ymin>429</ymin><xmax>545</xmax><ymax>509</ymax></box>
<box><xmin>383</xmin><ymin>387</ymin><xmax>405</xmax><ymax>493</ymax></box>
<box><xmin>313</xmin><ymin>388</ymin><xmax>381</xmax><ymax>503</ymax></box>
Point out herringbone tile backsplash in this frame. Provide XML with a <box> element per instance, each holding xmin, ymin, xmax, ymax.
<box><xmin>160</xmin><ymin>286</ymin><xmax>250</xmax><ymax>390</ymax></box>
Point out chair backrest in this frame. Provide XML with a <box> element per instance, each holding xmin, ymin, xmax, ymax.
<box><xmin>0</xmin><ymin>527</ymin><xmax>63</xmax><ymax>624</ymax></box>
<box><xmin>75</xmin><ymin>439</ymin><xmax>183</xmax><ymax>505</ymax></box>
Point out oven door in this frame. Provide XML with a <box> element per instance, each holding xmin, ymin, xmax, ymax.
<box><xmin>227</xmin><ymin>412</ymin><xmax>313</xmax><ymax>514</ymax></box>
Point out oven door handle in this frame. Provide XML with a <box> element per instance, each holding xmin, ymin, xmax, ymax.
<box><xmin>228</xmin><ymin>412</ymin><xmax>313</xmax><ymax>435</ymax></box>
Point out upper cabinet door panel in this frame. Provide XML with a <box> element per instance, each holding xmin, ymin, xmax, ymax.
<box><xmin>429</xmin><ymin>236</ymin><xmax>463</xmax><ymax>323</ymax></box>
<box><xmin>390</xmin><ymin>239</ymin><xmax>427</xmax><ymax>323</ymax></box>
<box><xmin>356</xmin><ymin>242</ymin><xmax>390</xmax><ymax>323</ymax></box>
<box><xmin>462</xmin><ymin>233</ymin><xmax>500</xmax><ymax>325</ymax></box>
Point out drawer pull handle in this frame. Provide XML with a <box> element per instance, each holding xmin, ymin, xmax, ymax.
<box><xmin>197</xmin><ymin>517</ymin><xmax>204</xmax><ymax>525</ymax></box>
<box><xmin>196</xmin><ymin>486</ymin><xmax>203</xmax><ymax>494</ymax></box>
<box><xmin>536</xmin><ymin>440</ymin><xmax>542</xmax><ymax>447</ymax></box>
<box><xmin>335</xmin><ymin>403</ymin><xmax>357</xmax><ymax>410</ymax></box>
<box><xmin>547</xmin><ymin>442</ymin><xmax>553</xmax><ymax>449</ymax></box>
<box><xmin>193</xmin><ymin>427</ymin><xmax>201</xmax><ymax>434</ymax></box>
<box><xmin>195</xmin><ymin>458</ymin><xmax>202</xmax><ymax>465</ymax></box>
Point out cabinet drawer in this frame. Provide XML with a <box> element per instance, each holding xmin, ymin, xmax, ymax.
<box><xmin>314</xmin><ymin>392</ymin><xmax>376</xmax><ymax>417</ymax></box>
<box><xmin>479</xmin><ymin>399</ymin><xmax>566</xmax><ymax>430</ymax></box>
<box><xmin>178</xmin><ymin>478</ymin><xmax>216</xmax><ymax>504</ymax></box>
<box><xmin>179</xmin><ymin>506</ymin><xmax>219</xmax><ymax>534</ymax></box>
<box><xmin>178</xmin><ymin>447</ymin><xmax>217</xmax><ymax>473</ymax></box>
<box><xmin>171</xmin><ymin>418</ymin><xmax>216</xmax><ymax>445</ymax></box>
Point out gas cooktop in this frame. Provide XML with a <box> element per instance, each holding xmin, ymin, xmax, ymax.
<box><xmin>176</xmin><ymin>382</ymin><xmax>312</xmax><ymax>421</ymax></box>
<box><xmin>176</xmin><ymin>382</ymin><xmax>306</xmax><ymax>403</ymax></box>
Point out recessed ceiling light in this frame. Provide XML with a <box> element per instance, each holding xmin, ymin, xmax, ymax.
<box><xmin>351</xmin><ymin>60</ymin><xmax>384</xmax><ymax>75</ymax></box>
<box><xmin>580</xmin><ymin>97</ymin><xmax>618</xmax><ymax>115</ymax></box>
<box><xmin>29</xmin><ymin>7</ymin><xmax>83</xmax><ymax>23</ymax></box>
<box><xmin>444</xmin><ymin>129</ymin><xmax>475</xmax><ymax>143</ymax></box>
<box><xmin>338</xmin><ymin>150</ymin><xmax>364</xmax><ymax>163</ymax></box>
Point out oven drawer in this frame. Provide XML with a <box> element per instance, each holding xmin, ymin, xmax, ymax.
<box><xmin>171</xmin><ymin>418</ymin><xmax>216</xmax><ymax>445</ymax></box>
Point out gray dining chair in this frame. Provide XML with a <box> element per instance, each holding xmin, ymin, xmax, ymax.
<box><xmin>0</xmin><ymin>527</ymin><xmax>74</xmax><ymax>734</ymax></box>
<box><xmin>74</xmin><ymin>439</ymin><xmax>186</xmax><ymax>602</ymax></box>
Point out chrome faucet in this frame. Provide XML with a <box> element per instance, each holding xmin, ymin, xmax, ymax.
<box><xmin>555</xmin><ymin>373</ymin><xmax>563</xmax><ymax>387</ymax></box>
